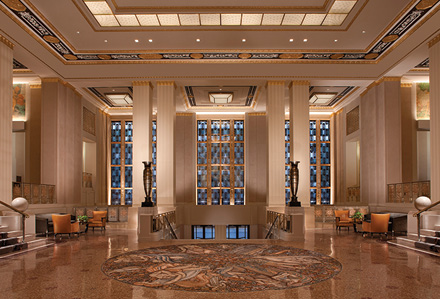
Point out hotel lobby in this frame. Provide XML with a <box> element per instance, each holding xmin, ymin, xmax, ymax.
<box><xmin>1</xmin><ymin>0</ymin><xmax>440</xmax><ymax>297</ymax></box>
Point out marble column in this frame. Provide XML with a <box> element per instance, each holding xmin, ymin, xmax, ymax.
<box><xmin>0</xmin><ymin>35</ymin><xmax>13</xmax><ymax>204</ymax></box>
<box><xmin>266</xmin><ymin>81</ymin><xmax>285</xmax><ymax>207</ymax></box>
<box><xmin>132</xmin><ymin>81</ymin><xmax>153</xmax><ymax>207</ymax></box>
<box><xmin>156</xmin><ymin>81</ymin><xmax>176</xmax><ymax>207</ymax></box>
<box><xmin>289</xmin><ymin>81</ymin><xmax>310</xmax><ymax>207</ymax></box>
<box><xmin>429</xmin><ymin>34</ymin><xmax>440</xmax><ymax>202</ymax></box>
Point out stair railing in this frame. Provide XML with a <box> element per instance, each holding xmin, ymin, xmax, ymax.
<box><xmin>413</xmin><ymin>200</ymin><xmax>440</xmax><ymax>241</ymax></box>
<box><xmin>164</xmin><ymin>215</ymin><xmax>178</xmax><ymax>239</ymax></box>
<box><xmin>265</xmin><ymin>214</ymin><xmax>279</xmax><ymax>239</ymax></box>
<box><xmin>0</xmin><ymin>200</ymin><xmax>29</xmax><ymax>243</ymax></box>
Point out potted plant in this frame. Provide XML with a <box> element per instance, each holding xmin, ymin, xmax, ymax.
<box><xmin>77</xmin><ymin>215</ymin><xmax>88</xmax><ymax>224</ymax></box>
<box><xmin>352</xmin><ymin>211</ymin><xmax>363</xmax><ymax>223</ymax></box>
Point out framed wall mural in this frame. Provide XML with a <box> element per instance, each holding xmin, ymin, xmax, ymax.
<box><xmin>12</xmin><ymin>84</ymin><xmax>26</xmax><ymax>121</ymax></box>
<box><xmin>416</xmin><ymin>83</ymin><xmax>430</xmax><ymax>120</ymax></box>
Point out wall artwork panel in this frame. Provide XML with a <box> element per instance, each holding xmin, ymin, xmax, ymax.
<box><xmin>346</xmin><ymin>106</ymin><xmax>359</xmax><ymax>135</ymax></box>
<box><xmin>12</xmin><ymin>84</ymin><xmax>26</xmax><ymax>121</ymax></box>
<box><xmin>83</xmin><ymin>106</ymin><xmax>96</xmax><ymax>136</ymax></box>
<box><xmin>416</xmin><ymin>83</ymin><xmax>430</xmax><ymax>120</ymax></box>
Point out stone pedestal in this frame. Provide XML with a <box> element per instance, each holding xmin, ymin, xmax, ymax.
<box><xmin>281</xmin><ymin>207</ymin><xmax>305</xmax><ymax>241</ymax></box>
<box><xmin>138</xmin><ymin>207</ymin><xmax>160</xmax><ymax>242</ymax></box>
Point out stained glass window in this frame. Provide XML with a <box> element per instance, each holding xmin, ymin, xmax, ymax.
<box><xmin>197</xmin><ymin>119</ymin><xmax>245</xmax><ymax>205</ymax></box>
<box><xmin>110</xmin><ymin>120</ymin><xmax>133</xmax><ymax>205</ymax></box>
<box><xmin>285</xmin><ymin>120</ymin><xmax>291</xmax><ymax>203</ymax></box>
<box><xmin>152</xmin><ymin>121</ymin><xmax>157</xmax><ymax>203</ymax></box>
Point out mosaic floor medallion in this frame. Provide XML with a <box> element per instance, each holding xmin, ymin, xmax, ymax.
<box><xmin>101</xmin><ymin>244</ymin><xmax>342</xmax><ymax>292</ymax></box>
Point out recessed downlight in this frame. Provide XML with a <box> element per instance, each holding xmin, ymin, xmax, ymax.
<box><xmin>303</xmin><ymin>38</ymin><xmax>308</xmax><ymax>42</ymax></box>
<box><xmin>104</xmin><ymin>39</ymin><xmax>108</xmax><ymax>43</ymax></box>
<box><xmin>135</xmin><ymin>39</ymin><xmax>139</xmax><ymax>43</ymax></box>
<box><xmin>196</xmin><ymin>38</ymin><xmax>201</xmax><ymax>42</ymax></box>
<box><xmin>334</xmin><ymin>39</ymin><xmax>338</xmax><ymax>42</ymax></box>
<box><xmin>242</xmin><ymin>38</ymin><xmax>246</xmax><ymax>42</ymax></box>
<box><xmin>289</xmin><ymin>38</ymin><xmax>294</xmax><ymax>42</ymax></box>
<box><xmin>148</xmin><ymin>39</ymin><xmax>153</xmax><ymax>42</ymax></box>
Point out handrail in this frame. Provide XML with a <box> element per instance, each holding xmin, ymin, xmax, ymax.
<box><xmin>265</xmin><ymin>214</ymin><xmax>279</xmax><ymax>239</ymax></box>
<box><xmin>0</xmin><ymin>200</ymin><xmax>29</xmax><ymax>218</ymax></box>
<box><xmin>413</xmin><ymin>200</ymin><xmax>440</xmax><ymax>217</ymax></box>
<box><xmin>164</xmin><ymin>215</ymin><xmax>178</xmax><ymax>239</ymax></box>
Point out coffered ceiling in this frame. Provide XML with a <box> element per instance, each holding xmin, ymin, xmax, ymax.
<box><xmin>2</xmin><ymin>0</ymin><xmax>438</xmax><ymax>113</ymax></box>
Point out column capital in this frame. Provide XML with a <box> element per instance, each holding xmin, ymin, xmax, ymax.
<box><xmin>29</xmin><ymin>84</ymin><xmax>42</xmax><ymax>89</ymax></box>
<box><xmin>132</xmin><ymin>81</ymin><xmax>153</xmax><ymax>87</ymax></box>
<box><xmin>157</xmin><ymin>81</ymin><xmax>175</xmax><ymax>87</ymax></box>
<box><xmin>0</xmin><ymin>34</ymin><xmax>14</xmax><ymax>49</ymax></box>
<box><xmin>428</xmin><ymin>33</ymin><xmax>440</xmax><ymax>48</ymax></box>
<box><xmin>265</xmin><ymin>81</ymin><xmax>285</xmax><ymax>89</ymax></box>
<box><xmin>289</xmin><ymin>80</ymin><xmax>310</xmax><ymax>88</ymax></box>
<box><xmin>401</xmin><ymin>83</ymin><xmax>412</xmax><ymax>88</ymax></box>
<box><xmin>383</xmin><ymin>76</ymin><xmax>401</xmax><ymax>82</ymax></box>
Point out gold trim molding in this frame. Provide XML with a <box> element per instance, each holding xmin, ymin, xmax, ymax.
<box><xmin>29</xmin><ymin>84</ymin><xmax>41</xmax><ymax>89</ymax></box>
<box><xmin>383</xmin><ymin>77</ymin><xmax>401</xmax><ymax>81</ymax></box>
<box><xmin>247</xmin><ymin>112</ymin><xmax>266</xmax><ymax>116</ymax></box>
<box><xmin>132</xmin><ymin>81</ymin><xmax>152</xmax><ymax>87</ymax></box>
<box><xmin>176</xmin><ymin>112</ymin><xmax>194</xmax><ymax>116</ymax></box>
<box><xmin>428</xmin><ymin>33</ymin><xmax>440</xmax><ymax>48</ymax></box>
<box><xmin>157</xmin><ymin>81</ymin><xmax>175</xmax><ymax>87</ymax></box>
<box><xmin>401</xmin><ymin>83</ymin><xmax>413</xmax><ymax>88</ymax></box>
<box><xmin>0</xmin><ymin>34</ymin><xmax>14</xmax><ymax>49</ymax></box>
<box><xmin>289</xmin><ymin>80</ymin><xmax>310</xmax><ymax>88</ymax></box>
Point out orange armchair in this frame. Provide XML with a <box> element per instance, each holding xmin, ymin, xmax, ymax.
<box><xmin>52</xmin><ymin>214</ymin><xmax>79</xmax><ymax>238</ymax></box>
<box><xmin>88</xmin><ymin>211</ymin><xmax>107</xmax><ymax>231</ymax></box>
<box><xmin>362</xmin><ymin>213</ymin><xmax>390</xmax><ymax>238</ymax></box>
<box><xmin>335</xmin><ymin>210</ymin><xmax>353</xmax><ymax>231</ymax></box>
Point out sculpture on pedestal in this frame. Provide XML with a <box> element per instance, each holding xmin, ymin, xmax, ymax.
<box><xmin>141</xmin><ymin>161</ymin><xmax>154</xmax><ymax>207</ymax></box>
<box><xmin>288</xmin><ymin>161</ymin><xmax>301</xmax><ymax>207</ymax></box>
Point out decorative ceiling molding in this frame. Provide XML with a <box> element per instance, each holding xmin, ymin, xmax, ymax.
<box><xmin>184</xmin><ymin>86</ymin><xmax>257</xmax><ymax>107</ymax></box>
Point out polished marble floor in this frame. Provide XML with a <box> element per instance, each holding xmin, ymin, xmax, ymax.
<box><xmin>1</xmin><ymin>227</ymin><xmax>440</xmax><ymax>299</ymax></box>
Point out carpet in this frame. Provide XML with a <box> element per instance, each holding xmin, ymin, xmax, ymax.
<box><xmin>101</xmin><ymin>243</ymin><xmax>342</xmax><ymax>292</ymax></box>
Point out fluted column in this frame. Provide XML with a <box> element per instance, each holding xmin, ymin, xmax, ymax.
<box><xmin>266</xmin><ymin>81</ymin><xmax>285</xmax><ymax>207</ymax></box>
<box><xmin>289</xmin><ymin>81</ymin><xmax>310</xmax><ymax>207</ymax></box>
<box><xmin>0</xmin><ymin>35</ymin><xmax>13</xmax><ymax>204</ymax></box>
<box><xmin>132</xmin><ymin>81</ymin><xmax>153</xmax><ymax>207</ymax></box>
<box><xmin>156</xmin><ymin>81</ymin><xmax>176</xmax><ymax>207</ymax></box>
<box><xmin>429</xmin><ymin>34</ymin><xmax>440</xmax><ymax>202</ymax></box>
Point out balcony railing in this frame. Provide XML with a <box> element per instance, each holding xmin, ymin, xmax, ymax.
<box><xmin>152</xmin><ymin>211</ymin><xmax>177</xmax><ymax>239</ymax></box>
<box><xmin>13</xmin><ymin>182</ymin><xmax>56</xmax><ymax>204</ymax></box>
<box><xmin>266</xmin><ymin>210</ymin><xmax>291</xmax><ymax>239</ymax></box>
<box><xmin>387</xmin><ymin>181</ymin><xmax>430</xmax><ymax>203</ymax></box>
<box><xmin>347</xmin><ymin>186</ymin><xmax>360</xmax><ymax>202</ymax></box>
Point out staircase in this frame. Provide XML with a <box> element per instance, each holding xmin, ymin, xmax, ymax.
<box><xmin>0</xmin><ymin>228</ymin><xmax>54</xmax><ymax>258</ymax></box>
<box><xmin>388</xmin><ymin>226</ymin><xmax>440</xmax><ymax>257</ymax></box>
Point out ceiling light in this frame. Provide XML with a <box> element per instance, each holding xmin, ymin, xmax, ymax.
<box><xmin>106</xmin><ymin>93</ymin><xmax>133</xmax><ymax>106</ymax></box>
<box><xmin>309</xmin><ymin>93</ymin><xmax>337</xmax><ymax>105</ymax></box>
<box><xmin>148</xmin><ymin>39</ymin><xmax>153</xmax><ymax>42</ymax></box>
<box><xmin>362</xmin><ymin>30</ymin><xmax>366</xmax><ymax>34</ymax></box>
<box><xmin>289</xmin><ymin>38</ymin><xmax>294</xmax><ymax>42</ymax></box>
<box><xmin>209</xmin><ymin>92</ymin><xmax>233</xmax><ymax>104</ymax></box>
<box><xmin>303</xmin><ymin>38</ymin><xmax>308</xmax><ymax>42</ymax></box>
<box><xmin>104</xmin><ymin>39</ymin><xmax>108</xmax><ymax>42</ymax></box>
<box><xmin>77</xmin><ymin>31</ymin><xmax>80</xmax><ymax>34</ymax></box>
<box><xmin>334</xmin><ymin>39</ymin><xmax>338</xmax><ymax>42</ymax></box>
<box><xmin>242</xmin><ymin>39</ymin><xmax>246</xmax><ymax>42</ymax></box>
<box><xmin>135</xmin><ymin>39</ymin><xmax>139</xmax><ymax>43</ymax></box>
<box><xmin>196</xmin><ymin>38</ymin><xmax>201</xmax><ymax>42</ymax></box>
<box><xmin>310</xmin><ymin>111</ymin><xmax>333</xmax><ymax>115</ymax></box>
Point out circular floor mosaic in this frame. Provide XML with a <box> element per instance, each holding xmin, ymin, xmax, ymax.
<box><xmin>101</xmin><ymin>244</ymin><xmax>342</xmax><ymax>292</ymax></box>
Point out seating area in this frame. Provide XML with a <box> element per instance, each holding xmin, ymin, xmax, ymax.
<box><xmin>334</xmin><ymin>210</ymin><xmax>354</xmax><ymax>231</ymax></box>
<box><xmin>52</xmin><ymin>214</ymin><xmax>80</xmax><ymax>238</ymax></box>
<box><xmin>362</xmin><ymin>213</ymin><xmax>391</xmax><ymax>238</ymax></box>
<box><xmin>87</xmin><ymin>211</ymin><xmax>108</xmax><ymax>231</ymax></box>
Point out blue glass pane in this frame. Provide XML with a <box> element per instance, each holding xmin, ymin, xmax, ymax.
<box><xmin>211</xmin><ymin>143</ymin><xmax>220</xmax><ymax>164</ymax></box>
<box><xmin>310</xmin><ymin>166</ymin><xmax>317</xmax><ymax>188</ymax></box>
<box><xmin>198</xmin><ymin>143</ymin><xmax>207</xmax><ymax>164</ymax></box>
<box><xmin>310</xmin><ymin>143</ymin><xmax>317</xmax><ymax>165</ymax></box>
<box><xmin>320</xmin><ymin>120</ymin><xmax>330</xmax><ymax>142</ymax></box>
<box><xmin>221</xmin><ymin>143</ymin><xmax>230</xmax><ymax>164</ymax></box>
<box><xmin>125</xmin><ymin>143</ymin><xmax>133</xmax><ymax>165</ymax></box>
<box><xmin>221</xmin><ymin>120</ymin><xmax>231</xmax><ymax>141</ymax></box>
<box><xmin>285</xmin><ymin>142</ymin><xmax>290</xmax><ymax>165</ymax></box>
<box><xmin>197</xmin><ymin>166</ymin><xmax>207</xmax><ymax>187</ymax></box>
<box><xmin>111</xmin><ymin>166</ymin><xmax>121</xmax><ymax>188</ymax></box>
<box><xmin>125</xmin><ymin>121</ymin><xmax>133</xmax><ymax>142</ymax></box>
<box><xmin>285</xmin><ymin>188</ymin><xmax>291</xmax><ymax>205</ymax></box>
<box><xmin>310</xmin><ymin>189</ymin><xmax>317</xmax><ymax>205</ymax></box>
<box><xmin>111</xmin><ymin>121</ymin><xmax>121</xmax><ymax>142</ymax></box>
<box><xmin>234</xmin><ymin>120</ymin><xmax>244</xmax><ymax>141</ymax></box>
<box><xmin>234</xmin><ymin>143</ymin><xmax>244</xmax><ymax>164</ymax></box>
<box><xmin>111</xmin><ymin>144</ymin><xmax>121</xmax><ymax>165</ymax></box>
<box><xmin>221</xmin><ymin>166</ymin><xmax>230</xmax><ymax>187</ymax></box>
<box><xmin>205</xmin><ymin>226</ymin><xmax>215</xmax><ymax>239</ymax></box>
<box><xmin>321</xmin><ymin>166</ymin><xmax>331</xmax><ymax>187</ymax></box>
<box><xmin>227</xmin><ymin>226</ymin><xmax>237</xmax><ymax>239</ymax></box>
<box><xmin>285</xmin><ymin>120</ymin><xmax>290</xmax><ymax>142</ymax></box>
<box><xmin>197</xmin><ymin>189</ymin><xmax>207</xmax><ymax>205</ymax></box>
<box><xmin>125</xmin><ymin>189</ymin><xmax>132</xmax><ymax>205</ymax></box>
<box><xmin>197</xmin><ymin>121</ymin><xmax>207</xmax><ymax>142</ymax></box>
<box><xmin>321</xmin><ymin>143</ymin><xmax>330</xmax><ymax>164</ymax></box>
<box><xmin>152</xmin><ymin>142</ymin><xmax>157</xmax><ymax>165</ymax></box>
<box><xmin>321</xmin><ymin>189</ymin><xmax>330</xmax><ymax>205</ymax></box>
<box><xmin>111</xmin><ymin>189</ymin><xmax>121</xmax><ymax>205</ymax></box>
<box><xmin>212</xmin><ymin>189</ymin><xmax>220</xmax><ymax>205</ymax></box>
<box><xmin>125</xmin><ymin>166</ymin><xmax>133</xmax><ymax>188</ymax></box>
<box><xmin>238</xmin><ymin>226</ymin><xmax>248</xmax><ymax>239</ymax></box>
<box><xmin>309</xmin><ymin>120</ymin><xmax>316</xmax><ymax>142</ymax></box>
<box><xmin>234</xmin><ymin>166</ymin><xmax>244</xmax><ymax>187</ymax></box>
<box><xmin>195</xmin><ymin>226</ymin><xmax>204</xmax><ymax>239</ymax></box>
<box><xmin>234</xmin><ymin>189</ymin><xmax>245</xmax><ymax>205</ymax></box>
<box><xmin>152</xmin><ymin>188</ymin><xmax>156</xmax><ymax>204</ymax></box>
<box><xmin>211</xmin><ymin>120</ymin><xmax>220</xmax><ymax>141</ymax></box>
<box><xmin>222</xmin><ymin>189</ymin><xmax>230</xmax><ymax>205</ymax></box>
<box><xmin>152</xmin><ymin>166</ymin><xmax>157</xmax><ymax>188</ymax></box>
<box><xmin>285</xmin><ymin>165</ymin><xmax>290</xmax><ymax>187</ymax></box>
<box><xmin>211</xmin><ymin>166</ymin><xmax>220</xmax><ymax>187</ymax></box>
<box><xmin>152</xmin><ymin>121</ymin><xmax>157</xmax><ymax>142</ymax></box>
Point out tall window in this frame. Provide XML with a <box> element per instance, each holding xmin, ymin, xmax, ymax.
<box><xmin>192</xmin><ymin>225</ymin><xmax>215</xmax><ymax>239</ymax></box>
<box><xmin>197</xmin><ymin>119</ymin><xmax>245</xmax><ymax>205</ymax></box>
<box><xmin>227</xmin><ymin>225</ymin><xmax>249</xmax><ymax>239</ymax></box>
<box><xmin>152</xmin><ymin>120</ymin><xmax>157</xmax><ymax>203</ymax></box>
<box><xmin>110</xmin><ymin>121</ymin><xmax>133</xmax><ymax>205</ymax></box>
<box><xmin>284</xmin><ymin>119</ymin><xmax>331</xmax><ymax>205</ymax></box>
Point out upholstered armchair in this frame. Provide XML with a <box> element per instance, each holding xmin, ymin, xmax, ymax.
<box><xmin>52</xmin><ymin>214</ymin><xmax>79</xmax><ymax>238</ymax></box>
<box><xmin>362</xmin><ymin>213</ymin><xmax>390</xmax><ymax>238</ymax></box>
<box><xmin>88</xmin><ymin>211</ymin><xmax>107</xmax><ymax>231</ymax></box>
<box><xmin>335</xmin><ymin>210</ymin><xmax>353</xmax><ymax>231</ymax></box>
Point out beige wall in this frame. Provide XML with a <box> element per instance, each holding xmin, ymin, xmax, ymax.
<box><xmin>401</xmin><ymin>84</ymin><xmax>418</xmax><ymax>182</ymax></box>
